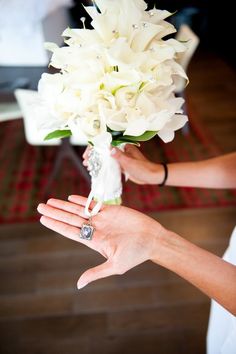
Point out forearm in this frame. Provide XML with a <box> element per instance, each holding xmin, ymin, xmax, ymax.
<box><xmin>151</xmin><ymin>228</ymin><xmax>236</xmax><ymax>315</ymax></box>
<box><xmin>158</xmin><ymin>152</ymin><xmax>236</xmax><ymax>189</ymax></box>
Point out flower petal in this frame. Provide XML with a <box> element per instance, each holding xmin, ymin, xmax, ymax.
<box><xmin>157</xmin><ymin>127</ymin><xmax>175</xmax><ymax>143</ymax></box>
<box><xmin>157</xmin><ymin>114</ymin><xmax>188</xmax><ymax>142</ymax></box>
<box><xmin>165</xmin><ymin>114</ymin><xmax>188</xmax><ymax>131</ymax></box>
<box><xmin>124</xmin><ymin>118</ymin><xmax>148</xmax><ymax>136</ymax></box>
<box><xmin>131</xmin><ymin>23</ymin><xmax>164</xmax><ymax>52</ymax></box>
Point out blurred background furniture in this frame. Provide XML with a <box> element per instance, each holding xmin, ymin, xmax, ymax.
<box><xmin>175</xmin><ymin>24</ymin><xmax>200</xmax><ymax>94</ymax></box>
<box><xmin>0</xmin><ymin>0</ymin><xmax>90</xmax><ymax>194</ymax></box>
<box><xmin>0</xmin><ymin>0</ymin><xmax>73</xmax><ymax>93</ymax></box>
<box><xmin>0</xmin><ymin>101</ymin><xmax>22</xmax><ymax>122</ymax></box>
<box><xmin>14</xmin><ymin>89</ymin><xmax>89</xmax><ymax>195</ymax></box>
<box><xmin>174</xmin><ymin>24</ymin><xmax>200</xmax><ymax>135</ymax></box>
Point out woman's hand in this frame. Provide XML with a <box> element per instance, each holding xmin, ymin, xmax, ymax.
<box><xmin>83</xmin><ymin>144</ymin><xmax>165</xmax><ymax>185</ymax></box>
<box><xmin>37</xmin><ymin>195</ymin><xmax>236</xmax><ymax>314</ymax></box>
<box><xmin>37</xmin><ymin>195</ymin><xmax>166</xmax><ymax>289</ymax></box>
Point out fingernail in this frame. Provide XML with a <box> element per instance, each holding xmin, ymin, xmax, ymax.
<box><xmin>111</xmin><ymin>148</ymin><xmax>116</xmax><ymax>156</ymax></box>
<box><xmin>77</xmin><ymin>282</ymin><xmax>88</xmax><ymax>290</ymax></box>
<box><xmin>37</xmin><ymin>203</ymin><xmax>44</xmax><ymax>212</ymax></box>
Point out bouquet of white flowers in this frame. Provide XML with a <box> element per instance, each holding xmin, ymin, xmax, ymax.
<box><xmin>38</xmin><ymin>0</ymin><xmax>188</xmax><ymax>215</ymax></box>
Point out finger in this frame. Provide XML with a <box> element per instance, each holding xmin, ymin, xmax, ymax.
<box><xmin>46</xmin><ymin>198</ymin><xmax>88</xmax><ymax>218</ymax></box>
<box><xmin>77</xmin><ymin>260</ymin><xmax>114</xmax><ymax>289</ymax></box>
<box><xmin>37</xmin><ymin>203</ymin><xmax>85</xmax><ymax>228</ymax></box>
<box><xmin>68</xmin><ymin>195</ymin><xmax>105</xmax><ymax>210</ymax></box>
<box><xmin>82</xmin><ymin>146</ymin><xmax>91</xmax><ymax>160</ymax></box>
<box><xmin>125</xmin><ymin>144</ymin><xmax>146</xmax><ymax>161</ymax></box>
<box><xmin>111</xmin><ymin>148</ymin><xmax>134</xmax><ymax>169</ymax></box>
<box><xmin>39</xmin><ymin>215</ymin><xmax>87</xmax><ymax>245</ymax></box>
<box><xmin>40</xmin><ymin>215</ymin><xmax>102</xmax><ymax>250</ymax></box>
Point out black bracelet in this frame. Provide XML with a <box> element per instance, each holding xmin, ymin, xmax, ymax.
<box><xmin>158</xmin><ymin>163</ymin><xmax>168</xmax><ymax>186</ymax></box>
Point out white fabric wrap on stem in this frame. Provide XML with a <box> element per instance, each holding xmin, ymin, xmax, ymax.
<box><xmin>85</xmin><ymin>132</ymin><xmax>123</xmax><ymax>217</ymax></box>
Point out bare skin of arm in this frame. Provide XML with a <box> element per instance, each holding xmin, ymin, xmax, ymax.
<box><xmin>108</xmin><ymin>146</ymin><xmax>236</xmax><ymax>189</ymax></box>
<box><xmin>37</xmin><ymin>195</ymin><xmax>236</xmax><ymax>316</ymax></box>
<box><xmin>152</xmin><ymin>228</ymin><xmax>236</xmax><ymax>316</ymax></box>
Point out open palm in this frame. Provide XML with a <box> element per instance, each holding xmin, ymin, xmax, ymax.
<box><xmin>38</xmin><ymin>195</ymin><xmax>162</xmax><ymax>289</ymax></box>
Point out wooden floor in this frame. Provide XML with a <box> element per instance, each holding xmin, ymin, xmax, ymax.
<box><xmin>0</xmin><ymin>50</ymin><xmax>236</xmax><ymax>354</ymax></box>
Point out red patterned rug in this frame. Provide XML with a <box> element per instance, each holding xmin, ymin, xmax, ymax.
<box><xmin>0</xmin><ymin>114</ymin><xmax>236</xmax><ymax>224</ymax></box>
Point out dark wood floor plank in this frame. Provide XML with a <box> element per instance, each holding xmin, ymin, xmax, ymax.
<box><xmin>0</xmin><ymin>281</ymin><xmax>207</xmax><ymax>320</ymax></box>
<box><xmin>88</xmin><ymin>328</ymin><xmax>206</xmax><ymax>354</ymax></box>
<box><xmin>107</xmin><ymin>302</ymin><xmax>209</xmax><ymax>334</ymax></box>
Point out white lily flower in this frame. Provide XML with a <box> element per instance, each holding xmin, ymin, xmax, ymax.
<box><xmin>135</xmin><ymin>92</ymin><xmax>157</xmax><ymax>116</ymax></box>
<box><xmin>89</xmin><ymin>11</ymin><xmax>117</xmax><ymax>43</ymax></box>
<box><xmin>44</xmin><ymin>42</ymin><xmax>59</xmax><ymax>52</ymax></box>
<box><xmin>146</xmin><ymin>43</ymin><xmax>176</xmax><ymax>65</ymax></box>
<box><xmin>157</xmin><ymin>114</ymin><xmax>188</xmax><ymax>142</ymax></box>
<box><xmin>102</xmin><ymin>69</ymin><xmax>141</xmax><ymax>93</ymax></box>
<box><xmin>62</xmin><ymin>28</ymin><xmax>102</xmax><ymax>47</ymax></box>
<box><xmin>131</xmin><ymin>23</ymin><xmax>165</xmax><ymax>52</ymax></box>
<box><xmin>106</xmin><ymin>38</ymin><xmax>146</xmax><ymax>69</ymax></box>
<box><xmin>49</xmin><ymin>46</ymin><xmax>82</xmax><ymax>70</ymax></box>
<box><xmin>155</xmin><ymin>21</ymin><xmax>177</xmax><ymax>40</ymax></box>
<box><xmin>38</xmin><ymin>73</ymin><xmax>64</xmax><ymax>104</ymax></box>
<box><xmin>165</xmin><ymin>38</ymin><xmax>187</xmax><ymax>53</ymax></box>
<box><xmin>124</xmin><ymin>117</ymin><xmax>148</xmax><ymax>136</ymax></box>
<box><xmin>115</xmin><ymin>1</ymin><xmax>144</xmax><ymax>38</ymax></box>
<box><xmin>148</xmin><ymin>110</ymin><xmax>175</xmax><ymax>131</ymax></box>
<box><xmin>153</xmin><ymin>64</ymin><xmax>173</xmax><ymax>87</ymax></box>
<box><xmin>169</xmin><ymin>60</ymin><xmax>189</xmax><ymax>81</ymax></box>
<box><xmin>65</xmin><ymin>66</ymin><xmax>103</xmax><ymax>89</ymax></box>
<box><xmin>142</xmin><ymin>8</ymin><xmax>172</xmax><ymax>24</ymax></box>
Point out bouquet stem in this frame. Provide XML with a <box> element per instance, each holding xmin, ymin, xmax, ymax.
<box><xmin>87</xmin><ymin>132</ymin><xmax>123</xmax><ymax>214</ymax></box>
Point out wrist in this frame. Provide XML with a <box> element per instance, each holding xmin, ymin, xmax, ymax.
<box><xmin>148</xmin><ymin>225</ymin><xmax>181</xmax><ymax>269</ymax></box>
<box><xmin>147</xmin><ymin>163</ymin><xmax>168</xmax><ymax>185</ymax></box>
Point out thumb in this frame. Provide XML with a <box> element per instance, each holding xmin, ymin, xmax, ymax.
<box><xmin>77</xmin><ymin>260</ymin><xmax>113</xmax><ymax>289</ymax></box>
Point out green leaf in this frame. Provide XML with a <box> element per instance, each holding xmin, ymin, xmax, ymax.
<box><xmin>119</xmin><ymin>131</ymin><xmax>157</xmax><ymax>142</ymax></box>
<box><xmin>111</xmin><ymin>139</ymin><xmax>140</xmax><ymax>147</ymax></box>
<box><xmin>44</xmin><ymin>129</ymin><xmax>72</xmax><ymax>141</ymax></box>
<box><xmin>178</xmin><ymin>39</ymin><xmax>189</xmax><ymax>43</ymax></box>
<box><xmin>94</xmin><ymin>197</ymin><xmax>122</xmax><ymax>205</ymax></box>
<box><xmin>138</xmin><ymin>81</ymin><xmax>147</xmax><ymax>91</ymax></box>
<box><xmin>111</xmin><ymin>85</ymin><xmax>125</xmax><ymax>96</ymax></box>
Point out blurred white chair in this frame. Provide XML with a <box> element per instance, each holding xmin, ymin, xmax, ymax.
<box><xmin>174</xmin><ymin>24</ymin><xmax>200</xmax><ymax>134</ymax></box>
<box><xmin>14</xmin><ymin>89</ymin><xmax>61</xmax><ymax>145</ymax></box>
<box><xmin>175</xmin><ymin>24</ymin><xmax>200</xmax><ymax>94</ymax></box>
<box><xmin>0</xmin><ymin>0</ymin><xmax>73</xmax><ymax>67</ymax></box>
<box><xmin>0</xmin><ymin>101</ymin><xmax>22</xmax><ymax>122</ymax></box>
<box><xmin>14</xmin><ymin>89</ymin><xmax>90</xmax><ymax>194</ymax></box>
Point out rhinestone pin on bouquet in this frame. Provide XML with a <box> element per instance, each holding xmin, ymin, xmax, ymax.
<box><xmin>38</xmin><ymin>0</ymin><xmax>188</xmax><ymax>216</ymax></box>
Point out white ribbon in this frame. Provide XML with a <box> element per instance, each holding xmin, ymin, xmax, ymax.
<box><xmin>84</xmin><ymin>190</ymin><xmax>103</xmax><ymax>217</ymax></box>
<box><xmin>84</xmin><ymin>132</ymin><xmax>123</xmax><ymax>217</ymax></box>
